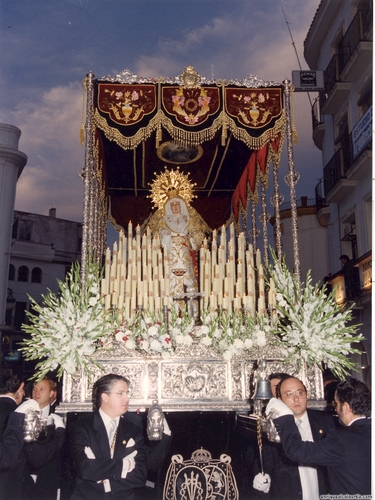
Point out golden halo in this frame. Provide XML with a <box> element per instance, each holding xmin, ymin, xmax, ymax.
<box><xmin>148</xmin><ymin>167</ymin><xmax>196</xmax><ymax>209</ymax></box>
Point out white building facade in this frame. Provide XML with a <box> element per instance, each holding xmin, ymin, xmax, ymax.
<box><xmin>304</xmin><ymin>0</ymin><xmax>372</xmax><ymax>383</ymax></box>
<box><xmin>271</xmin><ymin>196</ymin><xmax>330</xmax><ymax>286</ymax></box>
<box><xmin>3</xmin><ymin>209</ymin><xmax>82</xmax><ymax>372</ymax></box>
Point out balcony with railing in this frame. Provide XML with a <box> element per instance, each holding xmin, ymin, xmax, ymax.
<box><xmin>323</xmin><ymin>149</ymin><xmax>353</xmax><ymax>203</ymax></box>
<box><xmin>320</xmin><ymin>54</ymin><xmax>351</xmax><ymax>115</ymax></box>
<box><xmin>339</xmin><ymin>9</ymin><xmax>373</xmax><ymax>80</ymax></box>
<box><xmin>323</xmin><ymin>130</ymin><xmax>371</xmax><ymax>202</ymax></box>
<box><xmin>315</xmin><ymin>178</ymin><xmax>330</xmax><ymax>227</ymax></box>
<box><xmin>311</xmin><ymin>95</ymin><xmax>325</xmax><ymax>149</ymax></box>
<box><xmin>320</xmin><ymin>8</ymin><xmax>372</xmax><ymax>115</ymax></box>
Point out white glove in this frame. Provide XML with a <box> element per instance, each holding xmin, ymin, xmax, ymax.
<box><xmin>121</xmin><ymin>450</ymin><xmax>137</xmax><ymax>478</ymax></box>
<box><xmin>253</xmin><ymin>473</ymin><xmax>271</xmax><ymax>493</ymax></box>
<box><xmin>266</xmin><ymin>397</ymin><xmax>293</xmax><ymax>418</ymax></box>
<box><xmin>15</xmin><ymin>399</ymin><xmax>40</xmax><ymax>413</ymax></box>
<box><xmin>163</xmin><ymin>417</ymin><xmax>171</xmax><ymax>436</ymax></box>
<box><xmin>49</xmin><ymin>413</ymin><xmax>65</xmax><ymax>429</ymax></box>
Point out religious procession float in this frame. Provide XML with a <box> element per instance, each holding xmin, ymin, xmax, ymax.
<box><xmin>21</xmin><ymin>67</ymin><xmax>362</xmax><ymax>417</ymax></box>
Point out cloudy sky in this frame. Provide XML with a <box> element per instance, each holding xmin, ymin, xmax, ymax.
<box><xmin>1</xmin><ymin>0</ymin><xmax>322</xmax><ymax>229</ymax></box>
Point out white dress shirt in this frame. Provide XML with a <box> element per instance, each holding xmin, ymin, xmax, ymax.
<box><xmin>295</xmin><ymin>412</ymin><xmax>320</xmax><ymax>500</ymax></box>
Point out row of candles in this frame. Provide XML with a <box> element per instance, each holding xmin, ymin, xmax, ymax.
<box><xmin>101</xmin><ymin>221</ymin><xmax>276</xmax><ymax>320</ymax></box>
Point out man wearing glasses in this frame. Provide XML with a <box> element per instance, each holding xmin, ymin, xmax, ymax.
<box><xmin>253</xmin><ymin>375</ymin><xmax>335</xmax><ymax>500</ymax></box>
<box><xmin>266</xmin><ymin>377</ymin><xmax>371</xmax><ymax>497</ymax></box>
<box><xmin>69</xmin><ymin>374</ymin><xmax>147</xmax><ymax>500</ymax></box>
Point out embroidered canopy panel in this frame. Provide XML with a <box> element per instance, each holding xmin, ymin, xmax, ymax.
<box><xmin>91</xmin><ymin>68</ymin><xmax>285</xmax><ymax>229</ymax></box>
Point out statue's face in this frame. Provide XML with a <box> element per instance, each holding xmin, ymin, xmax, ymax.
<box><xmin>170</xmin><ymin>200</ymin><xmax>181</xmax><ymax>215</ymax></box>
<box><xmin>147</xmin><ymin>410</ymin><xmax>163</xmax><ymax>440</ymax></box>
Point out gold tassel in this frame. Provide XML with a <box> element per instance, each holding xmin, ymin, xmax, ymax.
<box><xmin>221</xmin><ymin>115</ymin><xmax>227</xmax><ymax>146</ymax></box>
<box><xmin>292</xmin><ymin>126</ymin><xmax>298</xmax><ymax>144</ymax></box>
<box><xmin>80</xmin><ymin>77</ymin><xmax>87</xmax><ymax>145</ymax></box>
<box><xmin>80</xmin><ymin>124</ymin><xmax>85</xmax><ymax>145</ymax></box>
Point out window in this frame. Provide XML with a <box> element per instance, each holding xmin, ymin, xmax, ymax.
<box><xmin>17</xmin><ymin>265</ymin><xmax>29</xmax><ymax>282</ymax></box>
<box><xmin>12</xmin><ymin>218</ymin><xmax>19</xmax><ymax>239</ymax></box>
<box><xmin>8</xmin><ymin>264</ymin><xmax>15</xmax><ymax>281</ymax></box>
<box><xmin>18</xmin><ymin>220</ymin><xmax>33</xmax><ymax>241</ymax></box>
<box><xmin>31</xmin><ymin>267</ymin><xmax>42</xmax><ymax>284</ymax></box>
<box><xmin>5</xmin><ymin>308</ymin><xmax>13</xmax><ymax>326</ymax></box>
<box><xmin>14</xmin><ymin>302</ymin><xmax>27</xmax><ymax>330</ymax></box>
<box><xmin>357</xmin><ymin>81</ymin><xmax>372</xmax><ymax>115</ymax></box>
<box><xmin>341</xmin><ymin>213</ymin><xmax>358</xmax><ymax>261</ymax></box>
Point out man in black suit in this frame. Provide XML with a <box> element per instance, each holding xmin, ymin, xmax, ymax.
<box><xmin>0</xmin><ymin>373</ymin><xmax>25</xmax><ymax>500</ymax></box>
<box><xmin>0</xmin><ymin>374</ymin><xmax>25</xmax><ymax>439</ymax></box>
<box><xmin>267</xmin><ymin>377</ymin><xmax>371</xmax><ymax>496</ymax></box>
<box><xmin>253</xmin><ymin>376</ymin><xmax>335</xmax><ymax>500</ymax></box>
<box><xmin>69</xmin><ymin>373</ymin><xmax>147</xmax><ymax>500</ymax></box>
<box><xmin>22</xmin><ymin>376</ymin><xmax>65</xmax><ymax>500</ymax></box>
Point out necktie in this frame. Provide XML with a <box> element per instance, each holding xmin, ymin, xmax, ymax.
<box><xmin>108</xmin><ymin>419</ymin><xmax>117</xmax><ymax>454</ymax></box>
<box><xmin>296</xmin><ymin>419</ymin><xmax>305</xmax><ymax>439</ymax></box>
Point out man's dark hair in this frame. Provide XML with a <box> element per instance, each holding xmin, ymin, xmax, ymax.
<box><xmin>0</xmin><ymin>374</ymin><xmax>22</xmax><ymax>395</ymax></box>
<box><xmin>93</xmin><ymin>374</ymin><xmax>130</xmax><ymax>410</ymax></box>
<box><xmin>276</xmin><ymin>376</ymin><xmax>307</xmax><ymax>399</ymax></box>
<box><xmin>268</xmin><ymin>372</ymin><xmax>289</xmax><ymax>382</ymax></box>
<box><xmin>340</xmin><ymin>254</ymin><xmax>350</xmax><ymax>262</ymax></box>
<box><xmin>336</xmin><ymin>377</ymin><xmax>371</xmax><ymax>417</ymax></box>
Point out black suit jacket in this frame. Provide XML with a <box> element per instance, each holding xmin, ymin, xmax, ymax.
<box><xmin>0</xmin><ymin>398</ymin><xmax>23</xmax><ymax>500</ymax></box>
<box><xmin>275</xmin><ymin>414</ymin><xmax>371</xmax><ymax>495</ymax></box>
<box><xmin>0</xmin><ymin>412</ymin><xmax>25</xmax><ymax>469</ymax></box>
<box><xmin>22</xmin><ymin>424</ymin><xmax>65</xmax><ymax>500</ymax></box>
<box><xmin>261</xmin><ymin>409</ymin><xmax>335</xmax><ymax>500</ymax></box>
<box><xmin>69</xmin><ymin>411</ymin><xmax>147</xmax><ymax>500</ymax></box>
<box><xmin>0</xmin><ymin>396</ymin><xmax>17</xmax><ymax>440</ymax></box>
<box><xmin>123</xmin><ymin>411</ymin><xmax>172</xmax><ymax>472</ymax></box>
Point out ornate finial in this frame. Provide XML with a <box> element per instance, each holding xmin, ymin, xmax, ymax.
<box><xmin>180</xmin><ymin>66</ymin><xmax>201</xmax><ymax>88</ymax></box>
<box><xmin>191</xmin><ymin>448</ymin><xmax>212</xmax><ymax>463</ymax></box>
<box><xmin>148</xmin><ymin>167</ymin><xmax>196</xmax><ymax>209</ymax></box>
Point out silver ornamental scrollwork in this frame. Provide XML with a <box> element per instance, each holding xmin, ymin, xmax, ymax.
<box><xmin>98</xmin><ymin>68</ymin><xmax>281</xmax><ymax>89</ymax></box>
<box><xmin>147</xmin><ymin>362</ymin><xmax>159</xmax><ymax>400</ymax></box>
<box><xmin>58</xmin><ymin>335</ymin><xmax>325</xmax><ymax>413</ymax></box>
<box><xmin>231</xmin><ymin>361</ymin><xmax>243</xmax><ymax>401</ymax></box>
<box><xmin>162</xmin><ymin>362</ymin><xmax>227</xmax><ymax>400</ymax></box>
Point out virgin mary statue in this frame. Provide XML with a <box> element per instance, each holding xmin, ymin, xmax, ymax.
<box><xmin>146</xmin><ymin>168</ymin><xmax>211</xmax><ymax>314</ymax></box>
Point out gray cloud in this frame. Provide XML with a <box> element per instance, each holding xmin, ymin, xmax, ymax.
<box><xmin>1</xmin><ymin>0</ymin><xmax>322</xmax><ymax>224</ymax></box>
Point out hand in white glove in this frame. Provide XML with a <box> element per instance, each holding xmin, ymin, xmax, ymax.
<box><xmin>266</xmin><ymin>397</ymin><xmax>294</xmax><ymax>419</ymax></box>
<box><xmin>49</xmin><ymin>413</ymin><xmax>65</xmax><ymax>429</ymax></box>
<box><xmin>15</xmin><ymin>399</ymin><xmax>40</xmax><ymax>413</ymax></box>
<box><xmin>253</xmin><ymin>473</ymin><xmax>271</xmax><ymax>493</ymax></box>
<box><xmin>121</xmin><ymin>450</ymin><xmax>138</xmax><ymax>478</ymax></box>
<box><xmin>163</xmin><ymin>417</ymin><xmax>171</xmax><ymax>436</ymax></box>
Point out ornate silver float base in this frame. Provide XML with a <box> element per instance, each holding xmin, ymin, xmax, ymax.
<box><xmin>57</xmin><ymin>338</ymin><xmax>324</xmax><ymax>414</ymax></box>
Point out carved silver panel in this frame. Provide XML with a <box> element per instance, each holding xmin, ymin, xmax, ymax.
<box><xmin>57</xmin><ymin>338</ymin><xmax>324</xmax><ymax>414</ymax></box>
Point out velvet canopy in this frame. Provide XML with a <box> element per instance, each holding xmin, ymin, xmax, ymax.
<box><xmin>91</xmin><ymin>68</ymin><xmax>285</xmax><ymax>230</ymax></box>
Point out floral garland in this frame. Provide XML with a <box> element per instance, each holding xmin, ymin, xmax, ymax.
<box><xmin>268</xmin><ymin>251</ymin><xmax>364</xmax><ymax>379</ymax></box>
<box><xmin>20</xmin><ymin>258</ymin><xmax>114</xmax><ymax>381</ymax></box>
<box><xmin>115</xmin><ymin>303</ymin><xmax>271</xmax><ymax>360</ymax></box>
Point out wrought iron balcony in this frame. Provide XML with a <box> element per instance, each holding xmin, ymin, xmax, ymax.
<box><xmin>320</xmin><ymin>8</ymin><xmax>372</xmax><ymax>114</ymax></box>
<box><xmin>339</xmin><ymin>9</ymin><xmax>372</xmax><ymax>70</ymax></box>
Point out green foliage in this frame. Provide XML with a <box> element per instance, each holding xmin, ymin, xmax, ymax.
<box><xmin>20</xmin><ymin>258</ymin><xmax>114</xmax><ymax>381</ymax></box>
<box><xmin>268</xmin><ymin>249</ymin><xmax>364</xmax><ymax>379</ymax></box>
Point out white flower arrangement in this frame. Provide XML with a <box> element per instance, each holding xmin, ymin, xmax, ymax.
<box><xmin>268</xmin><ymin>251</ymin><xmax>364</xmax><ymax>378</ymax></box>
<box><xmin>199</xmin><ymin>308</ymin><xmax>271</xmax><ymax>360</ymax></box>
<box><xmin>21</xmin><ymin>258</ymin><xmax>114</xmax><ymax>380</ymax></box>
<box><xmin>115</xmin><ymin>303</ymin><xmax>271</xmax><ymax>360</ymax></box>
<box><xmin>115</xmin><ymin>304</ymin><xmax>196</xmax><ymax>358</ymax></box>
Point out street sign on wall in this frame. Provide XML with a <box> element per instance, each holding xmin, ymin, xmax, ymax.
<box><xmin>292</xmin><ymin>70</ymin><xmax>324</xmax><ymax>92</ymax></box>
